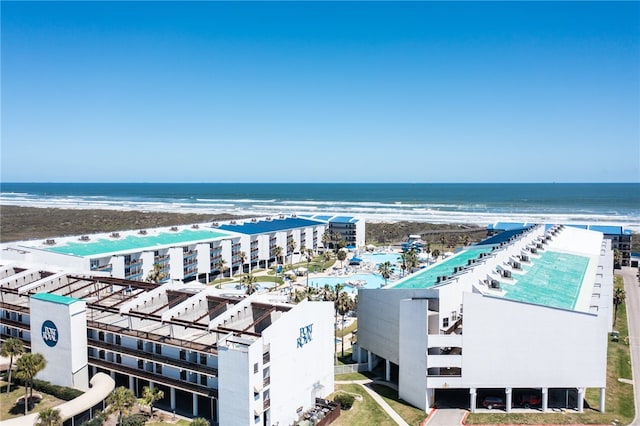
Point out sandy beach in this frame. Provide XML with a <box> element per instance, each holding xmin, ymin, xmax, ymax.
<box><xmin>0</xmin><ymin>205</ymin><xmax>487</xmax><ymax>244</ymax></box>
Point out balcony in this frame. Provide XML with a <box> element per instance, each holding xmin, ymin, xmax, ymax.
<box><xmin>428</xmin><ymin>334</ymin><xmax>462</xmax><ymax>348</ymax></box>
<box><xmin>427</xmin><ymin>354</ymin><xmax>462</xmax><ymax>369</ymax></box>
<box><xmin>263</xmin><ymin>376</ymin><xmax>270</xmax><ymax>387</ymax></box>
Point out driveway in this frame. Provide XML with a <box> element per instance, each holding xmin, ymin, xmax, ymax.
<box><xmin>621</xmin><ymin>266</ymin><xmax>639</xmax><ymax>425</ymax></box>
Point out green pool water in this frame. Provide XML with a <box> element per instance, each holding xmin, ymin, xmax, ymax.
<box><xmin>45</xmin><ymin>228</ymin><xmax>230</xmax><ymax>257</ymax></box>
<box><xmin>501</xmin><ymin>250</ymin><xmax>590</xmax><ymax>310</ymax></box>
<box><xmin>391</xmin><ymin>246</ymin><xmax>494</xmax><ymax>290</ymax></box>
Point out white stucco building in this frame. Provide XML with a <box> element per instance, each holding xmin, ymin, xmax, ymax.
<box><xmin>0</xmin><ymin>269</ymin><xmax>334</xmax><ymax>425</ymax></box>
<box><xmin>355</xmin><ymin>224</ymin><xmax>613</xmax><ymax>413</ymax></box>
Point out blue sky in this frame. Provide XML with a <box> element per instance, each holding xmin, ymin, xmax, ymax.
<box><xmin>2</xmin><ymin>1</ymin><xmax>639</xmax><ymax>183</ymax></box>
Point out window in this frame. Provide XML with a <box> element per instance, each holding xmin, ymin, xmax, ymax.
<box><xmin>200</xmin><ymin>354</ymin><xmax>207</xmax><ymax>365</ymax></box>
<box><xmin>137</xmin><ymin>340</ymin><xmax>143</xmax><ymax>350</ymax></box>
<box><xmin>155</xmin><ymin>344</ymin><xmax>162</xmax><ymax>355</ymax></box>
<box><xmin>138</xmin><ymin>360</ymin><xmax>144</xmax><ymax>369</ymax></box>
<box><xmin>99</xmin><ymin>350</ymin><xmax>105</xmax><ymax>360</ymax></box>
<box><xmin>156</xmin><ymin>363</ymin><xmax>162</xmax><ymax>374</ymax></box>
<box><xmin>180</xmin><ymin>350</ymin><xmax>186</xmax><ymax>360</ymax></box>
<box><xmin>254</xmin><ymin>363</ymin><xmax>259</xmax><ymax>374</ymax></box>
<box><xmin>180</xmin><ymin>370</ymin><xmax>187</xmax><ymax>380</ymax></box>
<box><xmin>116</xmin><ymin>354</ymin><xmax>122</xmax><ymax>364</ymax></box>
<box><xmin>442</xmin><ymin>317</ymin><xmax>449</xmax><ymax>328</ymax></box>
<box><xmin>115</xmin><ymin>335</ymin><xmax>121</xmax><ymax>345</ymax></box>
<box><xmin>200</xmin><ymin>375</ymin><xmax>207</xmax><ymax>386</ymax></box>
<box><xmin>451</xmin><ymin>311</ymin><xmax>457</xmax><ymax>321</ymax></box>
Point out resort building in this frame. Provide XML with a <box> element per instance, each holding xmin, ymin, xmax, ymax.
<box><xmin>0</xmin><ymin>268</ymin><xmax>334</xmax><ymax>425</ymax></box>
<box><xmin>355</xmin><ymin>224</ymin><xmax>613</xmax><ymax>413</ymax></box>
<box><xmin>304</xmin><ymin>215</ymin><xmax>366</xmax><ymax>250</ymax></box>
<box><xmin>0</xmin><ymin>215</ymin><xmax>333</xmax><ymax>284</ymax></box>
<box><xmin>488</xmin><ymin>222</ymin><xmax>632</xmax><ymax>267</ymax></box>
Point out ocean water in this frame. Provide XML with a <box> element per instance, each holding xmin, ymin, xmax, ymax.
<box><xmin>1</xmin><ymin>182</ymin><xmax>638</xmax><ymax>231</ymax></box>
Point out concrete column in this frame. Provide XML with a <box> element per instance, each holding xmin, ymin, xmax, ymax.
<box><xmin>110</xmin><ymin>370</ymin><xmax>116</xmax><ymax>380</ymax></box>
<box><xmin>129</xmin><ymin>376</ymin><xmax>135</xmax><ymax>392</ymax></box>
<box><xmin>426</xmin><ymin>388</ymin><xmax>435</xmax><ymax>409</ymax></box>
<box><xmin>599</xmin><ymin>387</ymin><xmax>606</xmax><ymax>412</ymax></box>
<box><xmin>470</xmin><ymin>388</ymin><xmax>477</xmax><ymax>413</ymax></box>
<box><xmin>170</xmin><ymin>388</ymin><xmax>176</xmax><ymax>411</ymax></box>
<box><xmin>149</xmin><ymin>381</ymin><xmax>155</xmax><ymax>390</ymax></box>
<box><xmin>505</xmin><ymin>388</ymin><xmax>512</xmax><ymax>413</ymax></box>
<box><xmin>385</xmin><ymin>359</ymin><xmax>391</xmax><ymax>382</ymax></box>
<box><xmin>541</xmin><ymin>387</ymin><xmax>548</xmax><ymax>412</ymax></box>
<box><xmin>577</xmin><ymin>387</ymin><xmax>584</xmax><ymax>412</ymax></box>
<box><xmin>367</xmin><ymin>351</ymin><xmax>373</xmax><ymax>371</ymax></box>
<box><xmin>193</xmin><ymin>393</ymin><xmax>199</xmax><ymax>417</ymax></box>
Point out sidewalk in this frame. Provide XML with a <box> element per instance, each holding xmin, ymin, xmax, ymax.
<box><xmin>335</xmin><ymin>379</ymin><xmax>410</xmax><ymax>426</ymax></box>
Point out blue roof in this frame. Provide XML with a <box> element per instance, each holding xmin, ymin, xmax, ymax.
<box><xmin>217</xmin><ymin>217</ymin><xmax>323</xmax><ymax>235</ymax></box>
<box><xmin>566</xmin><ymin>224</ymin><xmax>588</xmax><ymax>230</ymax></box>
<box><xmin>310</xmin><ymin>215</ymin><xmax>332</xmax><ymax>221</ymax></box>
<box><xmin>479</xmin><ymin>227</ymin><xmax>529</xmax><ymax>246</ymax></box>
<box><xmin>587</xmin><ymin>225</ymin><xmax>623</xmax><ymax>235</ymax></box>
<box><xmin>330</xmin><ymin>216</ymin><xmax>358</xmax><ymax>224</ymax></box>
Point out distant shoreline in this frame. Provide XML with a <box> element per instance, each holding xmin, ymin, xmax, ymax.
<box><xmin>0</xmin><ymin>205</ymin><xmax>487</xmax><ymax>245</ymax></box>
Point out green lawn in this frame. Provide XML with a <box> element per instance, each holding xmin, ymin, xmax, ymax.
<box><xmin>369</xmin><ymin>383</ymin><xmax>428</xmax><ymax>426</ymax></box>
<box><xmin>330</xmin><ymin>384</ymin><xmax>396</xmax><ymax>426</ymax></box>
<box><xmin>465</xmin><ymin>274</ymin><xmax>634</xmax><ymax>425</ymax></box>
<box><xmin>0</xmin><ymin>382</ymin><xmax>65</xmax><ymax>421</ymax></box>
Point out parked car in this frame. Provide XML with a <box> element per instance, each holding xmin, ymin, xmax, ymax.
<box><xmin>482</xmin><ymin>396</ymin><xmax>505</xmax><ymax>410</ymax></box>
<box><xmin>518</xmin><ymin>394</ymin><xmax>542</xmax><ymax>408</ymax></box>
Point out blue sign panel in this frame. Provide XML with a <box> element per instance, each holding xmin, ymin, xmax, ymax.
<box><xmin>41</xmin><ymin>320</ymin><xmax>58</xmax><ymax>347</ymax></box>
<box><xmin>297</xmin><ymin>323</ymin><xmax>313</xmax><ymax>348</ymax></box>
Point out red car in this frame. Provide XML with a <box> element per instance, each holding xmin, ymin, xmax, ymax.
<box><xmin>482</xmin><ymin>396</ymin><xmax>505</xmax><ymax>410</ymax></box>
<box><xmin>518</xmin><ymin>394</ymin><xmax>542</xmax><ymax>408</ymax></box>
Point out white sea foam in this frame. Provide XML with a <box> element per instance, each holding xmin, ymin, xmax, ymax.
<box><xmin>1</xmin><ymin>194</ymin><xmax>638</xmax><ymax>232</ymax></box>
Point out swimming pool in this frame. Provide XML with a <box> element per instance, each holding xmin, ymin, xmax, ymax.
<box><xmin>307</xmin><ymin>273</ymin><xmax>387</xmax><ymax>292</ymax></box>
<box><xmin>358</xmin><ymin>252</ymin><xmax>402</xmax><ymax>265</ymax></box>
<box><xmin>44</xmin><ymin>228</ymin><xmax>230</xmax><ymax>257</ymax></box>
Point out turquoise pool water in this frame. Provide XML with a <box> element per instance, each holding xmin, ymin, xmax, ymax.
<box><xmin>391</xmin><ymin>246</ymin><xmax>494</xmax><ymax>290</ymax></box>
<box><xmin>359</xmin><ymin>252</ymin><xmax>402</xmax><ymax>265</ymax></box>
<box><xmin>45</xmin><ymin>229</ymin><xmax>230</xmax><ymax>257</ymax></box>
<box><xmin>308</xmin><ymin>273</ymin><xmax>387</xmax><ymax>291</ymax></box>
<box><xmin>501</xmin><ymin>250</ymin><xmax>589</xmax><ymax>310</ymax></box>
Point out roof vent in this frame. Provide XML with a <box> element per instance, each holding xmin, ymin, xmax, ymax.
<box><xmin>44</xmin><ymin>239</ymin><xmax>56</xmax><ymax>245</ymax></box>
<box><xmin>110</xmin><ymin>232</ymin><xmax>120</xmax><ymax>238</ymax></box>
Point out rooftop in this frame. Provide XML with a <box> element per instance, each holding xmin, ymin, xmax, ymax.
<box><xmin>217</xmin><ymin>217</ymin><xmax>323</xmax><ymax>235</ymax></box>
<box><xmin>390</xmin><ymin>246</ymin><xmax>494</xmax><ymax>290</ymax></box>
<box><xmin>38</xmin><ymin>228</ymin><xmax>231</xmax><ymax>257</ymax></box>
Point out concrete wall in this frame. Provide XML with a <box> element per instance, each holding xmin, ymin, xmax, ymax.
<box><xmin>398</xmin><ymin>298</ymin><xmax>429</xmax><ymax>410</ymax></box>
<box><xmin>357</xmin><ymin>288</ymin><xmax>437</xmax><ymax>365</ymax></box>
<box><xmin>263</xmin><ymin>300</ymin><xmax>334</xmax><ymax>426</ymax></box>
<box><xmin>461</xmin><ymin>292</ymin><xmax>607</xmax><ymax>389</ymax></box>
<box><xmin>30</xmin><ymin>296</ymin><xmax>89</xmax><ymax>391</ymax></box>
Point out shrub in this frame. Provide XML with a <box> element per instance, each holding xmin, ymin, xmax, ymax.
<box><xmin>121</xmin><ymin>414</ymin><xmax>147</xmax><ymax>426</ymax></box>
<box><xmin>333</xmin><ymin>393</ymin><xmax>356</xmax><ymax>410</ymax></box>
<box><xmin>14</xmin><ymin>378</ymin><xmax>83</xmax><ymax>401</ymax></box>
<box><xmin>80</xmin><ymin>415</ymin><xmax>104</xmax><ymax>426</ymax></box>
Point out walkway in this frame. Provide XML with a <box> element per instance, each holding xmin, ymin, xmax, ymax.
<box><xmin>424</xmin><ymin>408</ymin><xmax>466</xmax><ymax>425</ymax></box>
<box><xmin>335</xmin><ymin>379</ymin><xmax>410</xmax><ymax>426</ymax></box>
<box><xmin>621</xmin><ymin>266</ymin><xmax>639</xmax><ymax>425</ymax></box>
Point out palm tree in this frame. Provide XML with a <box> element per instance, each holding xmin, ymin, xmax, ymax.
<box><xmin>15</xmin><ymin>352</ymin><xmax>46</xmax><ymax>415</ymax></box>
<box><xmin>613</xmin><ymin>249</ymin><xmax>622</xmax><ymax>269</ymax></box>
<box><xmin>1</xmin><ymin>337</ymin><xmax>24</xmax><ymax>393</ymax></box>
<box><xmin>216</xmin><ymin>259</ymin><xmax>227</xmax><ymax>286</ymax></box>
<box><xmin>141</xmin><ymin>385</ymin><xmax>164</xmax><ymax>418</ymax></box>
<box><xmin>36</xmin><ymin>407</ymin><xmax>62</xmax><ymax>426</ymax></box>
<box><xmin>332</xmin><ymin>283</ymin><xmax>345</xmax><ymax>364</ymax></box>
<box><xmin>432</xmin><ymin>248</ymin><xmax>441</xmax><ymax>259</ymax></box>
<box><xmin>463</xmin><ymin>235</ymin><xmax>471</xmax><ymax>246</ymax></box>
<box><xmin>378</xmin><ymin>261</ymin><xmax>392</xmax><ymax>286</ymax></box>
<box><xmin>238</xmin><ymin>251</ymin><xmax>247</xmax><ymax>275</ymax></box>
<box><xmin>241</xmin><ymin>273</ymin><xmax>258</xmax><ymax>295</ymax></box>
<box><xmin>273</xmin><ymin>246</ymin><xmax>283</xmax><ymax>266</ymax></box>
<box><xmin>321</xmin><ymin>252</ymin><xmax>332</xmax><ymax>272</ymax></box>
<box><xmin>106</xmin><ymin>386</ymin><xmax>136</xmax><ymax>426</ymax></box>
<box><xmin>304</xmin><ymin>248</ymin><xmax>314</xmax><ymax>287</ymax></box>
<box><xmin>404</xmin><ymin>248</ymin><xmax>419</xmax><ymax>274</ymax></box>
<box><xmin>321</xmin><ymin>230</ymin><xmax>331</xmax><ymax>253</ymax></box>
<box><xmin>336</xmin><ymin>250</ymin><xmax>347</xmax><ymax>268</ymax></box>
<box><xmin>191</xmin><ymin>418</ymin><xmax>210</xmax><ymax>426</ymax></box>
<box><xmin>336</xmin><ymin>292</ymin><xmax>354</xmax><ymax>357</ymax></box>
<box><xmin>287</xmin><ymin>239</ymin><xmax>296</xmax><ymax>267</ymax></box>
<box><xmin>145</xmin><ymin>263</ymin><xmax>167</xmax><ymax>283</ymax></box>
<box><xmin>613</xmin><ymin>287</ymin><xmax>626</xmax><ymax>324</ymax></box>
